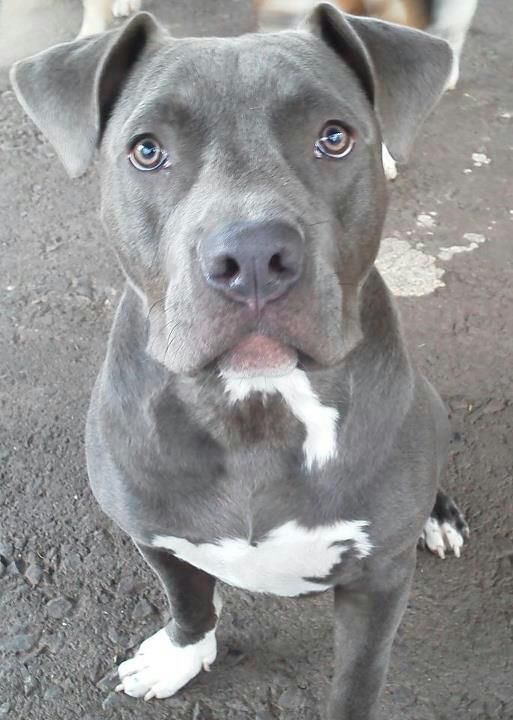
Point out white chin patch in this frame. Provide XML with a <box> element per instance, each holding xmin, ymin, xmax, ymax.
<box><xmin>116</xmin><ymin>626</ymin><xmax>217</xmax><ymax>701</ymax></box>
<box><xmin>221</xmin><ymin>368</ymin><xmax>339</xmax><ymax>470</ymax></box>
<box><xmin>422</xmin><ymin>516</ymin><xmax>465</xmax><ymax>559</ymax></box>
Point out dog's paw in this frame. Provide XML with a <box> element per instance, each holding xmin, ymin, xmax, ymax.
<box><xmin>419</xmin><ymin>491</ymin><xmax>469</xmax><ymax>559</ymax></box>
<box><xmin>112</xmin><ymin>0</ymin><xmax>142</xmax><ymax>18</ymax></box>
<box><xmin>381</xmin><ymin>144</ymin><xmax>398</xmax><ymax>181</ymax></box>
<box><xmin>116</xmin><ymin>627</ymin><xmax>217</xmax><ymax>701</ymax></box>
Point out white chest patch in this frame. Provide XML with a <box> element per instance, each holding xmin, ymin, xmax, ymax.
<box><xmin>153</xmin><ymin>520</ymin><xmax>372</xmax><ymax>597</ymax></box>
<box><xmin>221</xmin><ymin>369</ymin><xmax>339</xmax><ymax>470</ymax></box>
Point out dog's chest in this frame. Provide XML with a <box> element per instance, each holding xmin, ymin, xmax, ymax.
<box><xmin>153</xmin><ymin>519</ymin><xmax>372</xmax><ymax>596</ymax></box>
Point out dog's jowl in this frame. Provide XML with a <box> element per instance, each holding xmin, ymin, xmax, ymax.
<box><xmin>11</xmin><ymin>5</ymin><xmax>469</xmax><ymax>718</ymax></box>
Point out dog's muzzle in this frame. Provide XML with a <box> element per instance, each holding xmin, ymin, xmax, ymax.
<box><xmin>198</xmin><ymin>220</ymin><xmax>304</xmax><ymax>312</ymax></box>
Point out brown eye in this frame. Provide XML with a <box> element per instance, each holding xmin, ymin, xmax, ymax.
<box><xmin>315</xmin><ymin>122</ymin><xmax>354</xmax><ymax>159</ymax></box>
<box><xmin>129</xmin><ymin>136</ymin><xmax>168</xmax><ymax>171</ymax></box>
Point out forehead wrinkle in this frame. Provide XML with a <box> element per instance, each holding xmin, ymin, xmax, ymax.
<box><xmin>117</xmin><ymin>33</ymin><xmax>376</xmax><ymax>148</ymax></box>
<box><xmin>120</xmin><ymin>98</ymin><xmax>193</xmax><ymax>140</ymax></box>
<box><xmin>150</xmin><ymin>37</ymin><xmax>330</xmax><ymax>115</ymax></box>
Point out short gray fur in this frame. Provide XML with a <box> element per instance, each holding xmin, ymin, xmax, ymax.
<box><xmin>10</xmin><ymin>5</ymin><xmax>462</xmax><ymax>718</ymax></box>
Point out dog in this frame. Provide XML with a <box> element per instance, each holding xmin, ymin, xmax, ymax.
<box><xmin>79</xmin><ymin>0</ymin><xmax>478</xmax><ymax>89</ymax></box>
<box><xmin>259</xmin><ymin>0</ymin><xmax>478</xmax><ymax>89</ymax></box>
<box><xmin>10</xmin><ymin>5</ymin><xmax>469</xmax><ymax>717</ymax></box>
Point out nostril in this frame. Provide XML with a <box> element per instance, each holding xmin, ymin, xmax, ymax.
<box><xmin>223</xmin><ymin>257</ymin><xmax>240</xmax><ymax>280</ymax></box>
<box><xmin>269</xmin><ymin>252</ymin><xmax>286</xmax><ymax>274</ymax></box>
<box><xmin>213</xmin><ymin>255</ymin><xmax>240</xmax><ymax>282</ymax></box>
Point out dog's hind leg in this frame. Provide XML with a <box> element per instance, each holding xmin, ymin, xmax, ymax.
<box><xmin>112</xmin><ymin>0</ymin><xmax>142</xmax><ymax>19</ymax></box>
<box><xmin>426</xmin><ymin>0</ymin><xmax>479</xmax><ymax>89</ymax></box>
<box><xmin>329</xmin><ymin>551</ymin><xmax>415</xmax><ymax>720</ymax></box>
<box><xmin>116</xmin><ymin>544</ymin><xmax>221</xmax><ymax>701</ymax></box>
<box><xmin>419</xmin><ymin>490</ymin><xmax>469</xmax><ymax>559</ymax></box>
<box><xmin>78</xmin><ymin>0</ymin><xmax>142</xmax><ymax>38</ymax></box>
<box><xmin>381</xmin><ymin>143</ymin><xmax>398</xmax><ymax>180</ymax></box>
<box><xmin>77</xmin><ymin>0</ymin><xmax>112</xmax><ymax>37</ymax></box>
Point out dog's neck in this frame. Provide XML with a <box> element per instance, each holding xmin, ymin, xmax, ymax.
<box><xmin>105</xmin><ymin>269</ymin><xmax>412</xmax><ymax>472</ymax></box>
<box><xmin>123</xmin><ymin>269</ymin><xmax>413</xmax><ymax>475</ymax></box>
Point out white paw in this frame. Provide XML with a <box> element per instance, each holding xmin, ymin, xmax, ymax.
<box><xmin>421</xmin><ymin>516</ymin><xmax>467</xmax><ymax>559</ymax></box>
<box><xmin>382</xmin><ymin>143</ymin><xmax>398</xmax><ymax>181</ymax></box>
<box><xmin>116</xmin><ymin>627</ymin><xmax>217</xmax><ymax>701</ymax></box>
<box><xmin>112</xmin><ymin>0</ymin><xmax>142</xmax><ymax>18</ymax></box>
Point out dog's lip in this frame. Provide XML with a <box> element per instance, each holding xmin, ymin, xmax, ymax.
<box><xmin>217</xmin><ymin>333</ymin><xmax>298</xmax><ymax>379</ymax></box>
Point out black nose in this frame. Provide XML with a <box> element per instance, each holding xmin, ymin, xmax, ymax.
<box><xmin>199</xmin><ymin>221</ymin><xmax>304</xmax><ymax>309</ymax></box>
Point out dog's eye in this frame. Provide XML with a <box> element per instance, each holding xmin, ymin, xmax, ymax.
<box><xmin>128</xmin><ymin>136</ymin><xmax>168</xmax><ymax>171</ymax></box>
<box><xmin>315</xmin><ymin>122</ymin><xmax>354</xmax><ymax>159</ymax></box>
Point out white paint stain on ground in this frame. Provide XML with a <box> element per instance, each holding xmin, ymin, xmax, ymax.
<box><xmin>377</xmin><ymin>232</ymin><xmax>489</xmax><ymax>298</ymax></box>
<box><xmin>416</xmin><ymin>213</ymin><xmax>437</xmax><ymax>228</ymax></box>
<box><xmin>472</xmin><ymin>152</ymin><xmax>491</xmax><ymax>167</ymax></box>
<box><xmin>437</xmin><ymin>233</ymin><xmax>487</xmax><ymax>262</ymax></box>
<box><xmin>376</xmin><ymin>238</ymin><xmax>445</xmax><ymax>297</ymax></box>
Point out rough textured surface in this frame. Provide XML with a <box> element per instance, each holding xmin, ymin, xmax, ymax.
<box><xmin>0</xmin><ymin>0</ymin><xmax>512</xmax><ymax>719</ymax></box>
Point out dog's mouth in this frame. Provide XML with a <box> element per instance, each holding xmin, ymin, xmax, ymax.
<box><xmin>217</xmin><ymin>333</ymin><xmax>299</xmax><ymax>379</ymax></box>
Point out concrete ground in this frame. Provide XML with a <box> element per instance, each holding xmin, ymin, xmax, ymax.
<box><xmin>0</xmin><ymin>0</ymin><xmax>512</xmax><ymax>719</ymax></box>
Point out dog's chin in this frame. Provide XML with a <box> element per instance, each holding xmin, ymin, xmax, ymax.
<box><xmin>217</xmin><ymin>334</ymin><xmax>298</xmax><ymax>380</ymax></box>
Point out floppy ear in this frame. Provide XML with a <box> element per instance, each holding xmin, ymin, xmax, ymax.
<box><xmin>9</xmin><ymin>13</ymin><xmax>162</xmax><ymax>178</ymax></box>
<box><xmin>305</xmin><ymin>3</ymin><xmax>453</xmax><ymax>162</ymax></box>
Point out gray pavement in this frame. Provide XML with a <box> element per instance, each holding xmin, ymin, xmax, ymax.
<box><xmin>0</xmin><ymin>1</ymin><xmax>512</xmax><ymax>719</ymax></box>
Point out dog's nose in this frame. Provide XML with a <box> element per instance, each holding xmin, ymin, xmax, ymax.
<box><xmin>199</xmin><ymin>221</ymin><xmax>304</xmax><ymax>309</ymax></box>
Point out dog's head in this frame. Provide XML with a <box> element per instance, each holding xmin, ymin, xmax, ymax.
<box><xmin>10</xmin><ymin>4</ymin><xmax>452</xmax><ymax>377</ymax></box>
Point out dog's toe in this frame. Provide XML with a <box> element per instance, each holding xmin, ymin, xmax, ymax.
<box><xmin>116</xmin><ymin>627</ymin><xmax>216</xmax><ymax>700</ymax></box>
<box><xmin>117</xmin><ymin>667</ymin><xmax>158</xmax><ymax>698</ymax></box>
<box><xmin>420</xmin><ymin>491</ymin><xmax>468</xmax><ymax>559</ymax></box>
<box><xmin>117</xmin><ymin>653</ymin><xmax>146</xmax><ymax>680</ymax></box>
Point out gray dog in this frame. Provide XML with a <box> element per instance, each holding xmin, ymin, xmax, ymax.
<box><xmin>11</xmin><ymin>5</ymin><xmax>469</xmax><ymax>718</ymax></box>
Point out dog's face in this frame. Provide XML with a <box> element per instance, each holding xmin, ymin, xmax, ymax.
<box><xmin>101</xmin><ymin>32</ymin><xmax>386</xmax><ymax>375</ymax></box>
<box><xmin>11</xmin><ymin>5</ymin><xmax>452</xmax><ymax>377</ymax></box>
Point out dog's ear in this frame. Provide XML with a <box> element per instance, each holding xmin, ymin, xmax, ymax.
<box><xmin>10</xmin><ymin>13</ymin><xmax>162</xmax><ymax>178</ymax></box>
<box><xmin>305</xmin><ymin>3</ymin><xmax>453</xmax><ymax>162</ymax></box>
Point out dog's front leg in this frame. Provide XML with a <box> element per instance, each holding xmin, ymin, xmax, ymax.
<box><xmin>116</xmin><ymin>544</ymin><xmax>221</xmax><ymax>701</ymax></box>
<box><xmin>328</xmin><ymin>552</ymin><xmax>415</xmax><ymax>720</ymax></box>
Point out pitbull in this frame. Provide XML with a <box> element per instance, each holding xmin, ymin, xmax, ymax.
<box><xmin>11</xmin><ymin>5</ymin><xmax>469</xmax><ymax>718</ymax></box>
